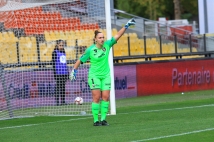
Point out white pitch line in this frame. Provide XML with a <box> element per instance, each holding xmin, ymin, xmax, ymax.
<box><xmin>131</xmin><ymin>127</ymin><xmax>214</xmax><ymax>142</ymax></box>
<box><xmin>118</xmin><ymin>104</ymin><xmax>214</xmax><ymax>115</ymax></box>
<box><xmin>1</xmin><ymin>104</ymin><xmax>214</xmax><ymax>130</ymax></box>
<box><xmin>0</xmin><ymin>116</ymin><xmax>92</xmax><ymax>130</ymax></box>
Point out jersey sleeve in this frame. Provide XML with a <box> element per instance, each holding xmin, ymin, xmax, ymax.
<box><xmin>79</xmin><ymin>47</ymin><xmax>91</xmax><ymax>63</ymax></box>
<box><xmin>104</xmin><ymin>37</ymin><xmax>117</xmax><ymax>48</ymax></box>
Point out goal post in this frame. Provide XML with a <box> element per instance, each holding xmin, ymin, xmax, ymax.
<box><xmin>0</xmin><ymin>0</ymin><xmax>116</xmax><ymax>120</ymax></box>
<box><xmin>105</xmin><ymin>0</ymin><xmax>116</xmax><ymax>115</ymax></box>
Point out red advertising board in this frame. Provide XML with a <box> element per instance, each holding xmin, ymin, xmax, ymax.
<box><xmin>137</xmin><ymin>59</ymin><xmax>214</xmax><ymax>96</ymax></box>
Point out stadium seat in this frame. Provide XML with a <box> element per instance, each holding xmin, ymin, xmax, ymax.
<box><xmin>137</xmin><ymin>45</ymin><xmax>145</xmax><ymax>55</ymax></box>
<box><xmin>67</xmin><ymin>39</ymin><xmax>76</xmax><ymax>47</ymax></box>
<box><xmin>68</xmin><ymin>30</ymin><xmax>75</xmax><ymax>36</ymax></box>
<box><xmin>39</xmin><ymin>42</ymin><xmax>55</xmax><ymax>61</ymax></box>
<box><xmin>80</xmin><ymin>24</ymin><xmax>89</xmax><ymax>30</ymax></box>
<box><xmin>76</xmin><ymin>39</ymin><xmax>83</xmax><ymax>46</ymax></box>
<box><xmin>59</xmin><ymin>31</ymin><xmax>66</xmax><ymax>40</ymax></box>
<box><xmin>18</xmin><ymin>36</ymin><xmax>38</xmax><ymax>63</ymax></box>
<box><xmin>65</xmin><ymin>47</ymin><xmax>76</xmax><ymax>60</ymax></box>
<box><xmin>113</xmin><ymin>43</ymin><xmax>121</xmax><ymax>56</ymax></box>
<box><xmin>49</xmin><ymin>32</ymin><xmax>57</xmax><ymax>41</ymax></box>
<box><xmin>0</xmin><ymin>40</ymin><xmax>18</xmax><ymax>64</ymax></box>
<box><xmin>74</xmin><ymin>30</ymin><xmax>81</xmax><ymax>37</ymax></box>
<box><xmin>112</xmin><ymin>28</ymin><xmax>117</xmax><ymax>35</ymax></box>
<box><xmin>53</xmin><ymin>31</ymin><xmax>60</xmax><ymax>39</ymax></box>
<box><xmin>2</xmin><ymin>32</ymin><xmax>9</xmax><ymax>38</ymax></box>
<box><xmin>71</xmin><ymin>17</ymin><xmax>81</xmax><ymax>25</ymax></box>
<box><xmin>166</xmin><ymin>43</ymin><xmax>174</xmax><ymax>53</ymax></box>
<box><xmin>39</xmin><ymin>43</ymin><xmax>47</xmax><ymax>61</ymax></box>
<box><xmin>44</xmin><ymin>31</ymin><xmax>51</xmax><ymax>41</ymax></box>
<box><xmin>192</xmin><ymin>47</ymin><xmax>197</xmax><ymax>52</ymax></box>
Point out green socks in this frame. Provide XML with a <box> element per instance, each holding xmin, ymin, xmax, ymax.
<box><xmin>100</xmin><ymin>100</ymin><xmax>109</xmax><ymax>121</ymax></box>
<box><xmin>92</xmin><ymin>102</ymin><xmax>100</xmax><ymax>123</ymax></box>
<box><xmin>92</xmin><ymin>101</ymin><xmax>109</xmax><ymax>122</ymax></box>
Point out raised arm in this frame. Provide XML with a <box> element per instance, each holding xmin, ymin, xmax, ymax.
<box><xmin>114</xmin><ymin>27</ymin><xmax>126</xmax><ymax>41</ymax></box>
<box><xmin>114</xmin><ymin>18</ymin><xmax>136</xmax><ymax>41</ymax></box>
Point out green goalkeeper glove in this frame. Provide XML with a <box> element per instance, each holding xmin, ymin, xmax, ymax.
<box><xmin>69</xmin><ymin>69</ymin><xmax>77</xmax><ymax>81</ymax></box>
<box><xmin>124</xmin><ymin>18</ymin><xmax>136</xmax><ymax>29</ymax></box>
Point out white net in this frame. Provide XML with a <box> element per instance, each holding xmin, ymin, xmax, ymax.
<box><xmin>0</xmin><ymin>0</ymin><xmax>111</xmax><ymax>120</ymax></box>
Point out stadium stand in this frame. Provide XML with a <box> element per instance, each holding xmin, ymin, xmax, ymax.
<box><xmin>0</xmin><ymin>5</ymin><xmax>101</xmax><ymax>63</ymax></box>
<box><xmin>0</xmin><ymin>4</ymin><xmax>210</xmax><ymax>65</ymax></box>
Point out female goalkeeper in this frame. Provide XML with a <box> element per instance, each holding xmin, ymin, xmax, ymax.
<box><xmin>70</xmin><ymin>18</ymin><xmax>135</xmax><ymax>126</ymax></box>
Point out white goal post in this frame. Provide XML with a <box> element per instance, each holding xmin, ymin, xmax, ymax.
<box><xmin>105</xmin><ymin>0</ymin><xmax>116</xmax><ymax>115</ymax></box>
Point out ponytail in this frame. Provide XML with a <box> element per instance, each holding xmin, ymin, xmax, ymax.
<box><xmin>94</xmin><ymin>30</ymin><xmax>101</xmax><ymax>38</ymax></box>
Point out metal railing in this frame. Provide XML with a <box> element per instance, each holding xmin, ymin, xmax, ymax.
<box><xmin>111</xmin><ymin>9</ymin><xmax>214</xmax><ymax>62</ymax></box>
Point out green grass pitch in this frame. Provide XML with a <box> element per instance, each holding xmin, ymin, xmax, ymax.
<box><xmin>1</xmin><ymin>90</ymin><xmax>214</xmax><ymax>142</ymax></box>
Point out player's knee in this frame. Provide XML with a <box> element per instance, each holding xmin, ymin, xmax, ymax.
<box><xmin>93</xmin><ymin>97</ymin><xmax>101</xmax><ymax>103</ymax></box>
<box><xmin>101</xmin><ymin>94</ymin><xmax>109</xmax><ymax>101</ymax></box>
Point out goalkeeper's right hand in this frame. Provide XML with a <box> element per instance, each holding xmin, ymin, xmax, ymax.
<box><xmin>69</xmin><ymin>69</ymin><xmax>77</xmax><ymax>81</ymax></box>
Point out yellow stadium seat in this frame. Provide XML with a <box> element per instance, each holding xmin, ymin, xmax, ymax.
<box><xmin>84</xmin><ymin>39</ymin><xmax>94</xmax><ymax>46</ymax></box>
<box><xmin>112</xmin><ymin>28</ymin><xmax>117</xmax><ymax>36</ymax></box>
<box><xmin>30</xmin><ymin>36</ymin><xmax>36</xmax><ymax>42</ymax></box>
<box><xmin>192</xmin><ymin>47</ymin><xmax>197</xmax><ymax>52</ymax></box>
<box><xmin>67</xmin><ymin>39</ymin><xmax>76</xmax><ymax>47</ymax></box>
<box><xmin>113</xmin><ymin>44</ymin><xmax>122</xmax><ymax>57</ymax></box>
<box><xmin>53</xmin><ymin>31</ymin><xmax>60</xmax><ymax>40</ymax></box>
<box><xmin>48</xmin><ymin>31</ymin><xmax>57</xmax><ymax>41</ymax></box>
<box><xmin>59</xmin><ymin>31</ymin><xmax>66</xmax><ymax>40</ymax></box>
<box><xmin>64</xmin><ymin>30</ymin><xmax>70</xmax><ymax>36</ymax></box>
<box><xmin>0</xmin><ymin>32</ymin><xmax>3</xmax><ymax>38</ymax></box>
<box><xmin>44</xmin><ymin>31</ymin><xmax>52</xmax><ymax>42</ymax></box>
<box><xmin>65</xmin><ymin>47</ymin><xmax>76</xmax><ymax>60</ymax></box>
<box><xmin>69</xmin><ymin>30</ymin><xmax>75</xmax><ymax>36</ymax></box>
<box><xmin>8</xmin><ymin>32</ymin><xmax>14</xmax><ymax>37</ymax></box>
<box><xmin>2</xmin><ymin>32</ymin><xmax>9</xmax><ymax>38</ymax></box>
<box><xmin>47</xmin><ymin>42</ymin><xmax>55</xmax><ymax>49</ymax></box>
<box><xmin>25</xmin><ymin>37</ymin><xmax>31</xmax><ymax>41</ymax></box>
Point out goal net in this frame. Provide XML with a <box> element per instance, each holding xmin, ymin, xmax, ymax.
<box><xmin>0</xmin><ymin>0</ymin><xmax>114</xmax><ymax>120</ymax></box>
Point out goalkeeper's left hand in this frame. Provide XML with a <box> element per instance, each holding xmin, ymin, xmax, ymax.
<box><xmin>69</xmin><ymin>69</ymin><xmax>77</xmax><ymax>81</ymax></box>
<box><xmin>124</xmin><ymin>18</ymin><xmax>136</xmax><ymax>29</ymax></box>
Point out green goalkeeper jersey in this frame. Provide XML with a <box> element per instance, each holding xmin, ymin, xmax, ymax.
<box><xmin>80</xmin><ymin>37</ymin><xmax>117</xmax><ymax>78</ymax></box>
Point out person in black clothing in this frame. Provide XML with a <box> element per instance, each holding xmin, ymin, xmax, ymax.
<box><xmin>52</xmin><ymin>39</ymin><xmax>69</xmax><ymax>106</ymax></box>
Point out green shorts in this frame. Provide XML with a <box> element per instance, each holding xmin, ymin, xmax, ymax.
<box><xmin>88</xmin><ymin>76</ymin><xmax>111</xmax><ymax>91</ymax></box>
